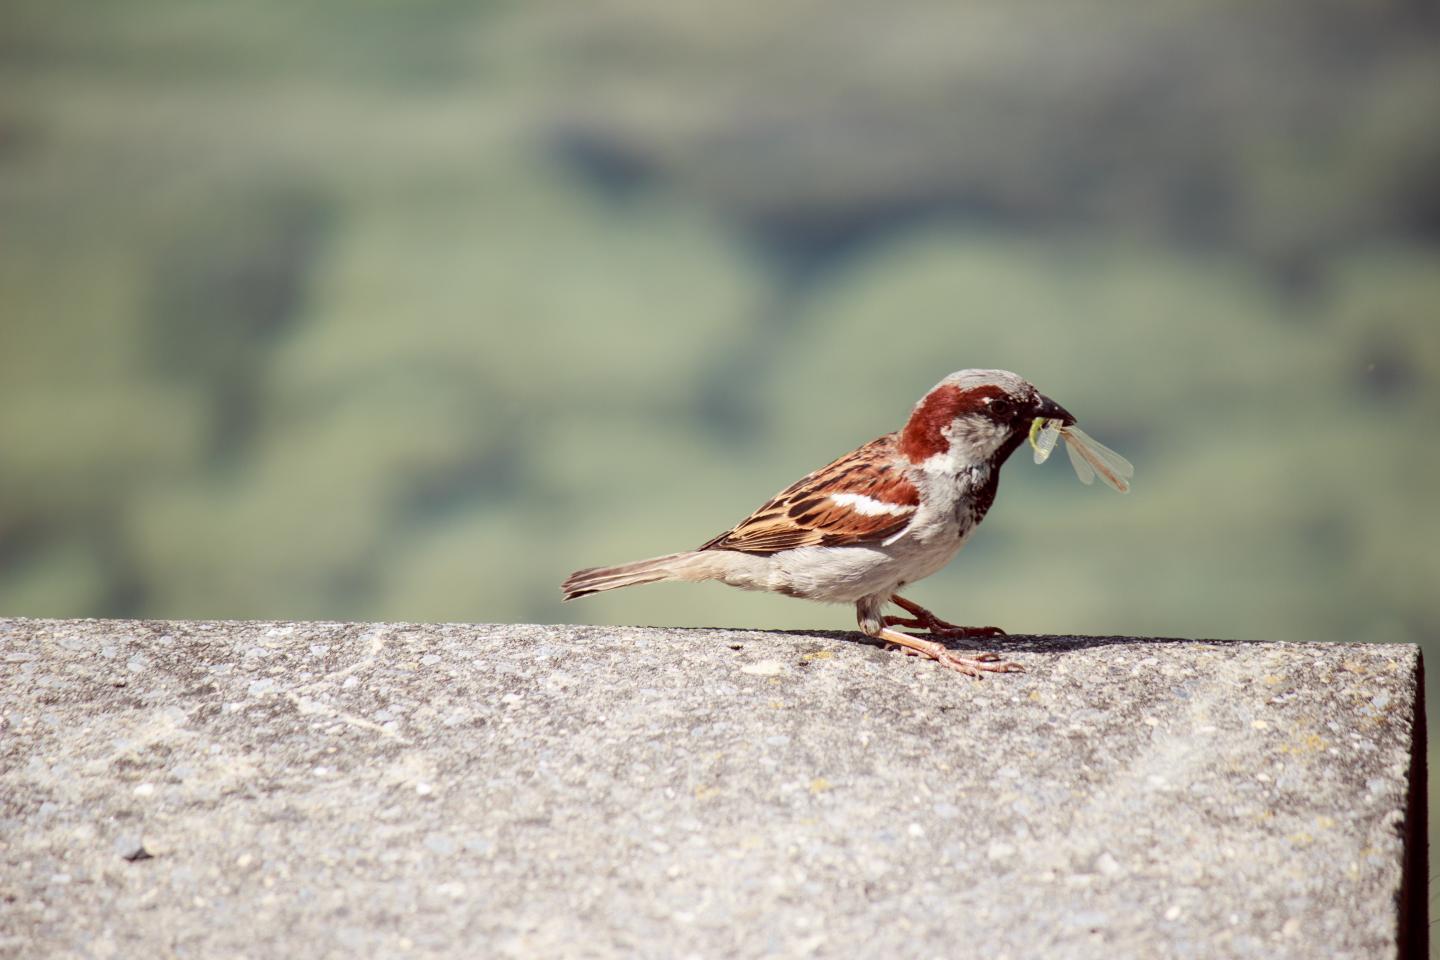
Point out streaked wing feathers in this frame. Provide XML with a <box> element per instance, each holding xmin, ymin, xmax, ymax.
<box><xmin>699</xmin><ymin>435</ymin><xmax>919</xmax><ymax>555</ymax></box>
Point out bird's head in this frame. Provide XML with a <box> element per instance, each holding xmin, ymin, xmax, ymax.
<box><xmin>898</xmin><ymin>369</ymin><xmax>1074</xmax><ymax>468</ymax></box>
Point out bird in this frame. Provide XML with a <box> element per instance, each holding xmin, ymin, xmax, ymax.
<box><xmin>562</xmin><ymin>369</ymin><xmax>1079</xmax><ymax>677</ymax></box>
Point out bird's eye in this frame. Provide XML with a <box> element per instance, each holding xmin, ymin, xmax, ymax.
<box><xmin>988</xmin><ymin>398</ymin><xmax>1012</xmax><ymax>417</ymax></box>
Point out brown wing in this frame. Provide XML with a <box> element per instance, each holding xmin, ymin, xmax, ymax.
<box><xmin>698</xmin><ymin>434</ymin><xmax>920</xmax><ymax>555</ymax></box>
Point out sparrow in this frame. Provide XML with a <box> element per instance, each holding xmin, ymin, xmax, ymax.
<box><xmin>562</xmin><ymin>369</ymin><xmax>1078</xmax><ymax>677</ymax></box>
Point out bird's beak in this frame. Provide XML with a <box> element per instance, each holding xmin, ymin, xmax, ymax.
<box><xmin>1034</xmin><ymin>394</ymin><xmax>1076</xmax><ymax>426</ymax></box>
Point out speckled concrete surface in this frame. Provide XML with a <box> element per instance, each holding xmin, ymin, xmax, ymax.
<box><xmin>0</xmin><ymin>619</ymin><xmax>1424</xmax><ymax>959</ymax></box>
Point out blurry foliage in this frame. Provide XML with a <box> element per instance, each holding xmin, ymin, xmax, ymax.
<box><xmin>0</xmin><ymin>1</ymin><xmax>1437</xmax><ymax>650</ymax></box>
<box><xmin>542</xmin><ymin>0</ymin><xmax>1440</xmax><ymax>286</ymax></box>
<box><xmin>146</xmin><ymin>183</ymin><xmax>335</xmax><ymax>459</ymax></box>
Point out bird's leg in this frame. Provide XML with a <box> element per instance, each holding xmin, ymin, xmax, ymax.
<box><xmin>857</xmin><ymin>599</ymin><xmax>1020</xmax><ymax>678</ymax></box>
<box><xmin>886</xmin><ymin>594</ymin><xmax>1007</xmax><ymax>640</ymax></box>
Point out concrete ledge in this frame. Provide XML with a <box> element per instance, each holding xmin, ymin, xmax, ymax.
<box><xmin>0</xmin><ymin>618</ymin><xmax>1425</xmax><ymax>958</ymax></box>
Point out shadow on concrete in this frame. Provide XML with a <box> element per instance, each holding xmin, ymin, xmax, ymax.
<box><xmin>760</xmin><ymin>629</ymin><xmax>1257</xmax><ymax>657</ymax></box>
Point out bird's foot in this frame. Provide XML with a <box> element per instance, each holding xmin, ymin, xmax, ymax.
<box><xmin>886</xmin><ymin>595</ymin><xmax>1007</xmax><ymax>640</ymax></box>
<box><xmin>877</xmin><ymin>628</ymin><xmax>1022</xmax><ymax>678</ymax></box>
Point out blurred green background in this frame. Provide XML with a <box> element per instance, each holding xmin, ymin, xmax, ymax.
<box><xmin>2</xmin><ymin>0</ymin><xmax>1438</xmax><ymax>888</ymax></box>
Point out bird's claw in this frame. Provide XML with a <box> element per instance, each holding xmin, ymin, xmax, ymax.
<box><xmin>884</xmin><ymin>598</ymin><xmax>1007</xmax><ymax>641</ymax></box>
<box><xmin>885</xmin><ymin>638</ymin><xmax>1020</xmax><ymax>676</ymax></box>
<box><xmin>898</xmin><ymin>634</ymin><xmax>1003</xmax><ymax>659</ymax></box>
<box><xmin>935</xmin><ymin>651</ymin><xmax>1024</xmax><ymax>678</ymax></box>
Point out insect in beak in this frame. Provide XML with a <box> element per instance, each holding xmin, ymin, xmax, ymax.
<box><xmin>1029</xmin><ymin>416</ymin><xmax>1134</xmax><ymax>494</ymax></box>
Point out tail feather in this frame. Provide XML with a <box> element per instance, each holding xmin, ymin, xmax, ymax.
<box><xmin>561</xmin><ymin>551</ymin><xmax>708</xmax><ymax>601</ymax></box>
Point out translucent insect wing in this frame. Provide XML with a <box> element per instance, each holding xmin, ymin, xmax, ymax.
<box><xmin>1064</xmin><ymin>433</ymin><xmax>1097</xmax><ymax>485</ymax></box>
<box><xmin>1062</xmin><ymin>426</ymin><xmax>1133</xmax><ymax>494</ymax></box>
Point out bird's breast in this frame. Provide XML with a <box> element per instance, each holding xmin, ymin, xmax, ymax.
<box><xmin>906</xmin><ymin>463</ymin><xmax>989</xmax><ymax>542</ymax></box>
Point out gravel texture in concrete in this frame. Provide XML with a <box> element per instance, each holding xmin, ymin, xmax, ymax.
<box><xmin>0</xmin><ymin>618</ymin><xmax>1424</xmax><ymax>959</ymax></box>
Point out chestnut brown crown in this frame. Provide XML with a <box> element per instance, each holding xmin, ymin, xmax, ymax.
<box><xmin>898</xmin><ymin>369</ymin><xmax>1074</xmax><ymax>463</ymax></box>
